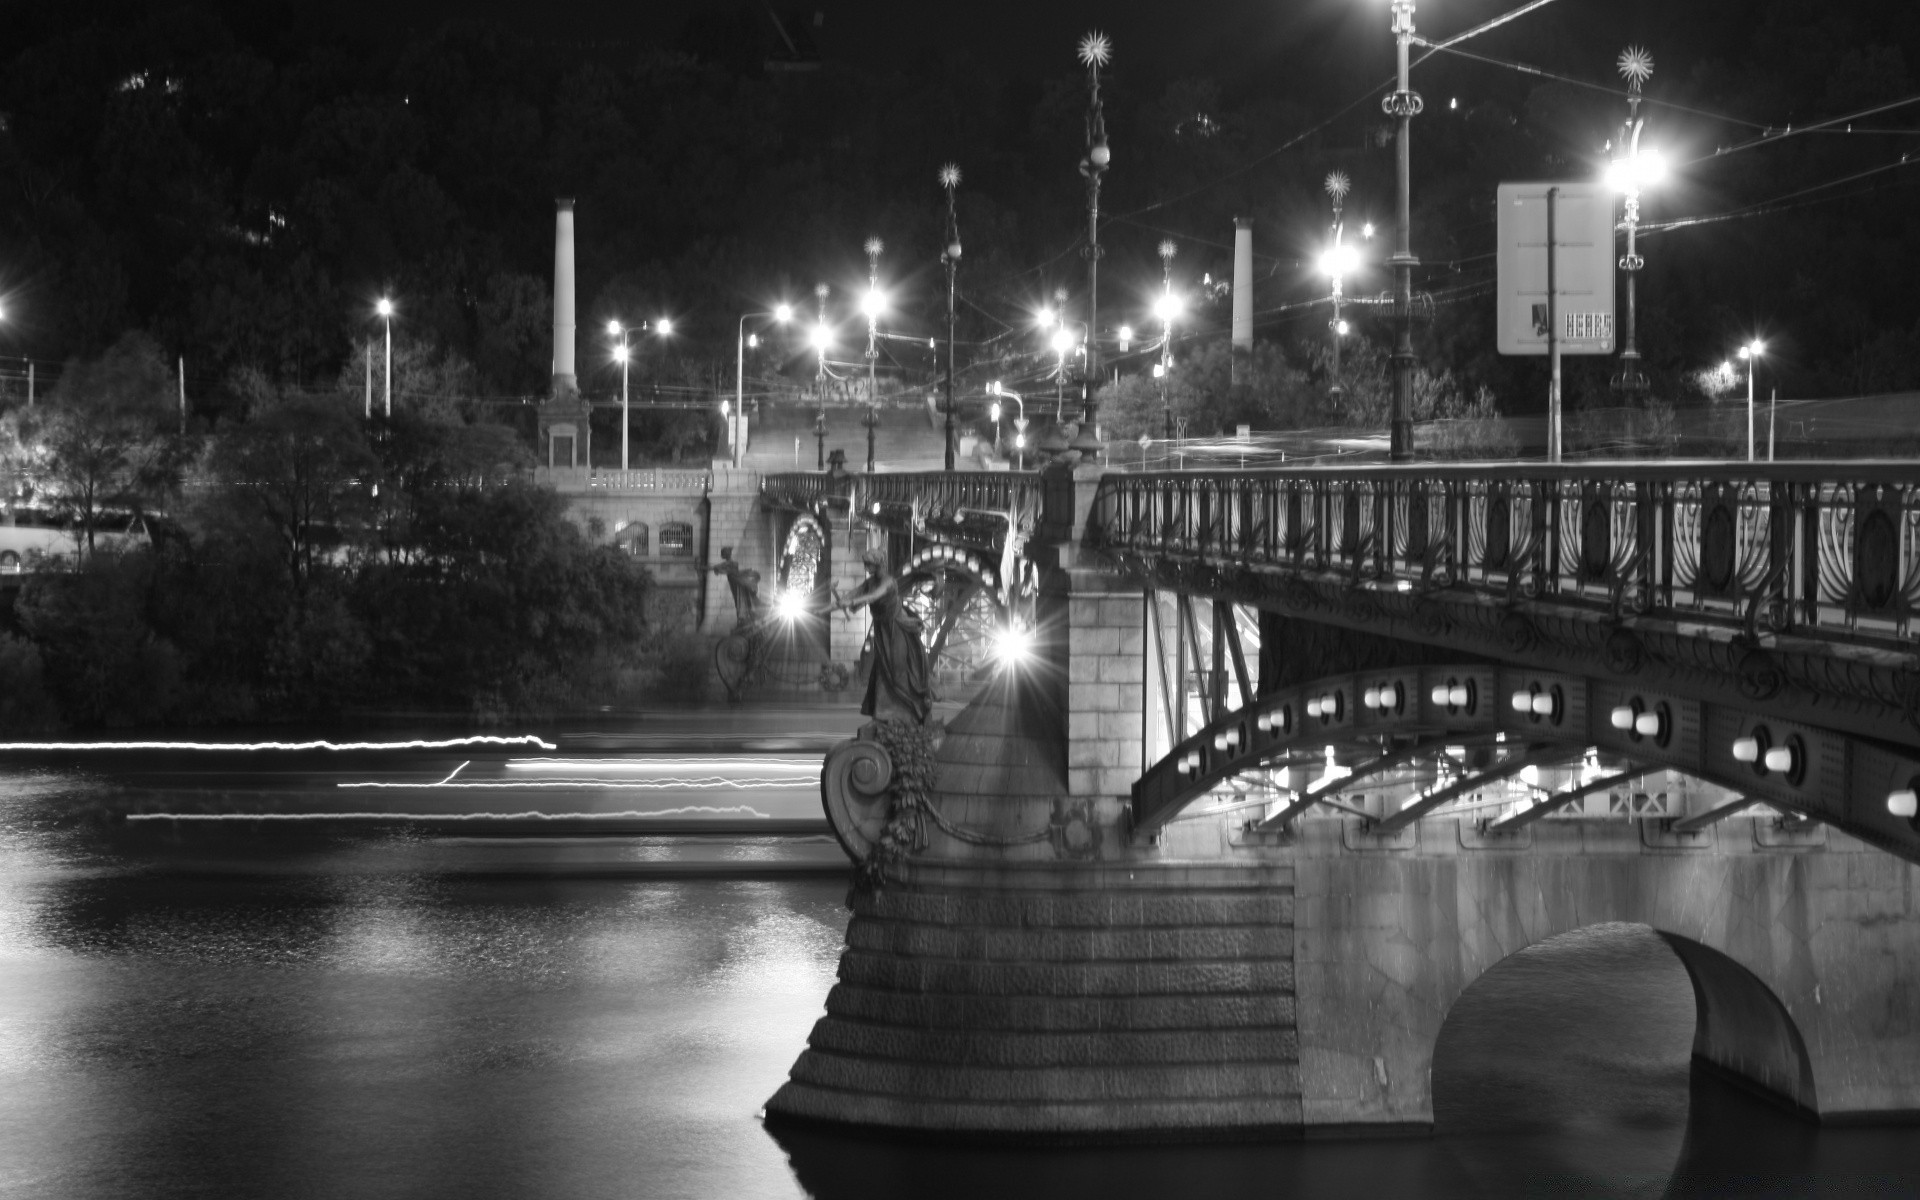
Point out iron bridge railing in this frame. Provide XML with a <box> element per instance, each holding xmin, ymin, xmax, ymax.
<box><xmin>1085</xmin><ymin>462</ymin><xmax>1920</xmax><ymax>647</ymax></box>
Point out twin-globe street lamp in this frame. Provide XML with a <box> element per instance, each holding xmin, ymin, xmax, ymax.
<box><xmin>1606</xmin><ymin>45</ymin><xmax>1663</xmax><ymax>398</ymax></box>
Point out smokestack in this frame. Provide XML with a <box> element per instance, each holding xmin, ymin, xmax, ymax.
<box><xmin>552</xmin><ymin>197</ymin><xmax>578</xmax><ymax>397</ymax></box>
<box><xmin>1232</xmin><ymin>217</ymin><xmax>1254</xmax><ymax>362</ymax></box>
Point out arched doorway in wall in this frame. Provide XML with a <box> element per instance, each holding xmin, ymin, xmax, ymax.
<box><xmin>1430</xmin><ymin>922</ymin><xmax>1817</xmax><ymax>1192</ymax></box>
<box><xmin>780</xmin><ymin>514</ymin><xmax>830</xmax><ymax>659</ymax></box>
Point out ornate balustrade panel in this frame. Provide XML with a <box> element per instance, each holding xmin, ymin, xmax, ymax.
<box><xmin>760</xmin><ymin>470</ymin><xmax>1074</xmax><ymax>551</ymax></box>
<box><xmin>1085</xmin><ymin>463</ymin><xmax>1920</xmax><ymax>650</ymax></box>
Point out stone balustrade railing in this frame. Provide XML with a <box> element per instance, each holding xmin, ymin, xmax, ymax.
<box><xmin>534</xmin><ymin>466</ymin><xmax>713</xmax><ymax>493</ymax></box>
<box><xmin>760</xmin><ymin>469</ymin><xmax>1076</xmax><ymax>550</ymax></box>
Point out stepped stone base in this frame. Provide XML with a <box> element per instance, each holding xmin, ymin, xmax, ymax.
<box><xmin>763</xmin><ymin>860</ymin><xmax>1302</xmax><ymax>1140</ymax></box>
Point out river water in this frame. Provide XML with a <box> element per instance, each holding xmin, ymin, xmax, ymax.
<box><xmin>0</xmin><ymin>737</ymin><xmax>1912</xmax><ymax>1199</ymax></box>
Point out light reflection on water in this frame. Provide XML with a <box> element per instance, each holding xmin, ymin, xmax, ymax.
<box><xmin>0</xmin><ymin>765</ymin><xmax>1914</xmax><ymax>1199</ymax></box>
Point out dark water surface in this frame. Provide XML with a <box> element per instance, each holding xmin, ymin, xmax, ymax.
<box><xmin>0</xmin><ymin>758</ymin><xmax>1913</xmax><ymax>1199</ymax></box>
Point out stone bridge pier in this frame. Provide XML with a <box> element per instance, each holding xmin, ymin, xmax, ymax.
<box><xmin>763</xmin><ymin>468</ymin><xmax>1920</xmax><ymax>1141</ymax></box>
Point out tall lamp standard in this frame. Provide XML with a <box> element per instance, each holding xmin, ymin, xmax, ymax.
<box><xmin>735</xmin><ymin>304</ymin><xmax>794</xmax><ymax>470</ymax></box>
<box><xmin>1319</xmin><ymin>172</ymin><xmax>1360</xmax><ymax>409</ymax></box>
<box><xmin>1739</xmin><ymin>339</ymin><xmax>1766</xmax><ymax>461</ymax></box>
<box><xmin>861</xmin><ymin>237</ymin><xmax>885</xmax><ymax>473</ymax></box>
<box><xmin>608</xmin><ymin>321</ymin><xmax>632</xmax><ymax>470</ymax></box>
<box><xmin>1608</xmin><ymin>46</ymin><xmax>1661</xmax><ymax>399</ymax></box>
<box><xmin>812</xmin><ymin>283</ymin><xmax>831</xmax><ymax>468</ymax></box>
<box><xmin>1156</xmin><ymin>240</ymin><xmax>1179</xmax><ymax>441</ymax></box>
<box><xmin>1383</xmin><ymin>0</ymin><xmax>1422</xmax><ymax>462</ymax></box>
<box><xmin>375</xmin><ymin>297</ymin><xmax>395</xmax><ymax>418</ymax></box>
<box><xmin>939</xmin><ymin>164</ymin><xmax>962</xmax><ymax>471</ymax></box>
<box><xmin>1071</xmin><ymin>31</ymin><xmax>1111</xmax><ymax>458</ymax></box>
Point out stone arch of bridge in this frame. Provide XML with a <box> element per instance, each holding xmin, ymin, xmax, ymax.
<box><xmin>1130</xmin><ymin>662</ymin><xmax>1920</xmax><ymax>863</ymax></box>
<box><xmin>1430</xmin><ymin>920</ymin><xmax>1817</xmax><ymax>1119</ymax></box>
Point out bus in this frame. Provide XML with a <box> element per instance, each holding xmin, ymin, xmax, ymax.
<box><xmin>0</xmin><ymin>508</ymin><xmax>151</xmax><ymax>574</ymax></box>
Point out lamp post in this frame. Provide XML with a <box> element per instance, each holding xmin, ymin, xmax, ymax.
<box><xmin>1383</xmin><ymin>0</ymin><xmax>1422</xmax><ymax>461</ymax></box>
<box><xmin>608</xmin><ymin>321</ymin><xmax>631</xmax><ymax>470</ymax></box>
<box><xmin>735</xmin><ymin>304</ymin><xmax>793</xmax><ymax>470</ymax></box>
<box><xmin>940</xmin><ymin>165</ymin><xmax>962</xmax><ymax>471</ymax></box>
<box><xmin>1739</xmin><ymin>339</ymin><xmax>1766</xmax><ymax>461</ymax></box>
<box><xmin>1320</xmin><ymin>172</ymin><xmax>1359</xmax><ymax>409</ymax></box>
<box><xmin>1156</xmin><ymin>240</ymin><xmax>1179</xmax><ymax>441</ymax></box>
<box><xmin>991</xmin><ymin>382</ymin><xmax>1028</xmax><ymax>471</ymax></box>
<box><xmin>375</xmin><ymin>297</ymin><xmax>395</xmax><ymax>418</ymax></box>
<box><xmin>1609</xmin><ymin>46</ymin><xmax>1660</xmax><ymax>399</ymax></box>
<box><xmin>812</xmin><ymin>283</ymin><xmax>831</xmax><ymax>469</ymax></box>
<box><xmin>862</xmin><ymin>237</ymin><xmax>885</xmax><ymax>473</ymax></box>
<box><xmin>1071</xmin><ymin>32</ymin><xmax>1111</xmax><ymax>458</ymax></box>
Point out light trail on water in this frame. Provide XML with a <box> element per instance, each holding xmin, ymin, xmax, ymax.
<box><xmin>0</xmin><ymin>736</ymin><xmax>558</xmax><ymax>752</ymax></box>
<box><xmin>504</xmin><ymin>757</ymin><xmax>818</xmax><ymax>773</ymax></box>
<box><xmin>336</xmin><ymin>778</ymin><xmax>812</xmax><ymax>790</ymax></box>
<box><xmin>125</xmin><ymin>805</ymin><xmax>776</xmax><ymax>822</ymax></box>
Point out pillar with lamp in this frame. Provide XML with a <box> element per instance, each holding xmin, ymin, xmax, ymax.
<box><xmin>1071</xmin><ymin>31</ymin><xmax>1111</xmax><ymax>459</ymax></box>
<box><xmin>1607</xmin><ymin>45</ymin><xmax>1663</xmax><ymax>400</ymax></box>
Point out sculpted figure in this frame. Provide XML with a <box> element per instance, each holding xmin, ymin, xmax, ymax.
<box><xmin>833</xmin><ymin>548</ymin><xmax>931</xmax><ymax>725</ymax></box>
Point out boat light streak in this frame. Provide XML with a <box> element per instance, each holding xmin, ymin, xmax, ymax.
<box><xmin>0</xmin><ymin>736</ymin><xmax>557</xmax><ymax>752</ymax></box>
<box><xmin>126</xmin><ymin>805</ymin><xmax>775</xmax><ymax>822</ymax></box>
<box><xmin>337</xmin><ymin>777</ymin><xmax>809</xmax><ymax>790</ymax></box>
<box><xmin>503</xmin><ymin>757</ymin><xmax>817</xmax><ymax>773</ymax></box>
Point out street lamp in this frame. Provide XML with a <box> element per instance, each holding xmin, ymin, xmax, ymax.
<box><xmin>1072</xmin><ymin>31</ymin><xmax>1112</xmax><ymax>459</ymax></box>
<box><xmin>1739</xmin><ymin>339</ymin><xmax>1766</xmax><ymax>461</ymax></box>
<box><xmin>375</xmin><ymin>297</ymin><xmax>394</xmax><ymax>418</ymax></box>
<box><xmin>735</xmin><ymin>305</ymin><xmax>794</xmax><ymax>470</ymax></box>
<box><xmin>940</xmin><ymin>163</ymin><xmax>962</xmax><ymax>471</ymax></box>
<box><xmin>1156</xmin><ymin>239</ymin><xmax>1179</xmax><ymax>442</ymax></box>
<box><xmin>812</xmin><ymin>283</ymin><xmax>831</xmax><ymax>468</ymax></box>
<box><xmin>862</xmin><ymin>237</ymin><xmax>886</xmax><ymax>473</ymax></box>
<box><xmin>1320</xmin><ymin>171</ymin><xmax>1359</xmax><ymax>408</ymax></box>
<box><xmin>990</xmin><ymin>382</ymin><xmax>1028</xmax><ymax>470</ymax></box>
<box><xmin>1382</xmin><ymin>0</ymin><xmax>1422</xmax><ymax>461</ymax></box>
<box><xmin>609</xmin><ymin>320</ymin><xmax>631</xmax><ymax>471</ymax></box>
<box><xmin>1607</xmin><ymin>46</ymin><xmax>1662</xmax><ymax>398</ymax></box>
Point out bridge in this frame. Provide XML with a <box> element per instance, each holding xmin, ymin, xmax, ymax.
<box><xmin>745</xmin><ymin>460</ymin><xmax>1920</xmax><ymax>1140</ymax></box>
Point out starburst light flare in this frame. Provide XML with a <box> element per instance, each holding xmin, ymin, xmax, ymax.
<box><xmin>938</xmin><ymin>163</ymin><xmax>961</xmax><ymax>188</ymax></box>
<box><xmin>1158</xmin><ymin>239</ymin><xmax>1177</xmax><ymax>260</ymax></box>
<box><xmin>1325</xmin><ymin>171</ymin><xmax>1351</xmax><ymax>200</ymax></box>
<box><xmin>864</xmin><ymin>236</ymin><xmax>884</xmax><ymax>258</ymax></box>
<box><xmin>1077</xmin><ymin>31</ymin><xmax>1111</xmax><ymax>69</ymax></box>
<box><xmin>1618</xmin><ymin>46</ymin><xmax>1654</xmax><ymax>87</ymax></box>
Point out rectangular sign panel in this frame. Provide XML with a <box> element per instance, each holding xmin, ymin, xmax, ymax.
<box><xmin>1496</xmin><ymin>182</ymin><xmax>1617</xmax><ymax>356</ymax></box>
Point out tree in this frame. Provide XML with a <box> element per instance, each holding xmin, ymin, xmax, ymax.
<box><xmin>205</xmin><ymin>392</ymin><xmax>377</xmax><ymax>595</ymax></box>
<box><xmin>38</xmin><ymin>332</ymin><xmax>180</xmax><ymax>552</ymax></box>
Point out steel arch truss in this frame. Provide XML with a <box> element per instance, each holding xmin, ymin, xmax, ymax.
<box><xmin>1131</xmin><ymin>662</ymin><xmax>1920</xmax><ymax>864</ymax></box>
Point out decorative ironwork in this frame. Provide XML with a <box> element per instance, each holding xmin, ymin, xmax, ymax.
<box><xmin>1087</xmin><ymin>464</ymin><xmax>1920</xmax><ymax>648</ymax></box>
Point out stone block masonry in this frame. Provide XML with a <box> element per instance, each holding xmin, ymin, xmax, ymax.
<box><xmin>1062</xmin><ymin>569</ymin><xmax>1146</xmax><ymax>799</ymax></box>
<box><xmin>764</xmin><ymin>861</ymin><xmax>1302</xmax><ymax>1138</ymax></box>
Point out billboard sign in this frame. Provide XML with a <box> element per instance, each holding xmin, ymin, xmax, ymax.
<box><xmin>1496</xmin><ymin>182</ymin><xmax>1616</xmax><ymax>356</ymax></box>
